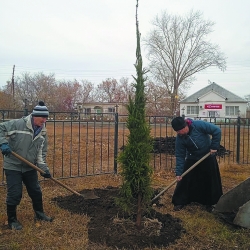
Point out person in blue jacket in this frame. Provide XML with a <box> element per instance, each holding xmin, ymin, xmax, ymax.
<box><xmin>171</xmin><ymin>116</ymin><xmax>223</xmax><ymax>211</ymax></box>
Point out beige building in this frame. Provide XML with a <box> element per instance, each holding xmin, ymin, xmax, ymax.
<box><xmin>74</xmin><ymin>102</ymin><xmax>128</xmax><ymax>120</ymax></box>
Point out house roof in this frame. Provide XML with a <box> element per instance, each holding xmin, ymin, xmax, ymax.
<box><xmin>181</xmin><ymin>82</ymin><xmax>247</xmax><ymax>103</ymax></box>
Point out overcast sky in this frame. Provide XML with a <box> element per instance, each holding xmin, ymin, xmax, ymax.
<box><xmin>1</xmin><ymin>0</ymin><xmax>250</xmax><ymax>99</ymax></box>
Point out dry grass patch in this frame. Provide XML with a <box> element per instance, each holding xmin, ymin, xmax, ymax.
<box><xmin>0</xmin><ymin>163</ymin><xmax>250</xmax><ymax>249</ymax></box>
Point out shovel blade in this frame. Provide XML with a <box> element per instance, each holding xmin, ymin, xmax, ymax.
<box><xmin>81</xmin><ymin>190</ymin><xmax>100</xmax><ymax>200</ymax></box>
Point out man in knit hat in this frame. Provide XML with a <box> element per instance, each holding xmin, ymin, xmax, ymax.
<box><xmin>0</xmin><ymin>101</ymin><xmax>53</xmax><ymax>230</ymax></box>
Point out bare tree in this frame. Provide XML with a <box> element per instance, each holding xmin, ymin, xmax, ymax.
<box><xmin>53</xmin><ymin>80</ymin><xmax>84</xmax><ymax>111</ymax></box>
<box><xmin>0</xmin><ymin>90</ymin><xmax>14</xmax><ymax>110</ymax></box>
<box><xmin>79</xmin><ymin>80</ymin><xmax>95</xmax><ymax>103</ymax></box>
<box><xmin>94</xmin><ymin>78</ymin><xmax>134</xmax><ymax>103</ymax></box>
<box><xmin>14</xmin><ymin>72</ymin><xmax>57</xmax><ymax>109</ymax></box>
<box><xmin>0</xmin><ymin>81</ymin><xmax>16</xmax><ymax>109</ymax></box>
<box><xmin>144</xmin><ymin>10</ymin><xmax>227</xmax><ymax>115</ymax></box>
<box><xmin>95</xmin><ymin>78</ymin><xmax>118</xmax><ymax>102</ymax></box>
<box><xmin>145</xmin><ymin>81</ymin><xmax>170</xmax><ymax>116</ymax></box>
<box><xmin>119</xmin><ymin>77</ymin><xmax>135</xmax><ymax>102</ymax></box>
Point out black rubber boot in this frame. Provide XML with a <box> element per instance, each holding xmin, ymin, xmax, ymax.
<box><xmin>33</xmin><ymin>201</ymin><xmax>53</xmax><ymax>222</ymax></box>
<box><xmin>7</xmin><ymin>205</ymin><xmax>23</xmax><ymax>230</ymax></box>
<box><xmin>34</xmin><ymin>211</ymin><xmax>53</xmax><ymax>222</ymax></box>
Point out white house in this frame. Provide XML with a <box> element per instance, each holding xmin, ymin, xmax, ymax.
<box><xmin>180</xmin><ymin>82</ymin><xmax>248</xmax><ymax>119</ymax></box>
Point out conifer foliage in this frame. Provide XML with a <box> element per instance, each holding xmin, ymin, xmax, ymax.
<box><xmin>117</xmin><ymin>0</ymin><xmax>153</xmax><ymax>229</ymax></box>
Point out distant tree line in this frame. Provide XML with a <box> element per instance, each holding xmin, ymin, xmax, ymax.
<box><xmin>0</xmin><ymin>72</ymin><xmax>179</xmax><ymax>116</ymax></box>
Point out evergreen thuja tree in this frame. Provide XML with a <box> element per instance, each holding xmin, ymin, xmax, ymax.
<box><xmin>117</xmin><ymin>0</ymin><xmax>153</xmax><ymax>230</ymax></box>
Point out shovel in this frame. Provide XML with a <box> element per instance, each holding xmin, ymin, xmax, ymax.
<box><xmin>151</xmin><ymin>152</ymin><xmax>211</xmax><ymax>203</ymax></box>
<box><xmin>11</xmin><ymin>151</ymin><xmax>99</xmax><ymax>199</ymax></box>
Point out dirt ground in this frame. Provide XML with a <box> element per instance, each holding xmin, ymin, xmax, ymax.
<box><xmin>53</xmin><ymin>186</ymin><xmax>184</xmax><ymax>250</ymax></box>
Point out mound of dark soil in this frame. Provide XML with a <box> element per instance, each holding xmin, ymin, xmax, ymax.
<box><xmin>52</xmin><ymin>186</ymin><xmax>185</xmax><ymax>249</ymax></box>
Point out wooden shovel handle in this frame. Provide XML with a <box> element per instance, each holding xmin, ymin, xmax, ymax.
<box><xmin>11</xmin><ymin>151</ymin><xmax>82</xmax><ymax>197</ymax></box>
<box><xmin>151</xmin><ymin>152</ymin><xmax>211</xmax><ymax>203</ymax></box>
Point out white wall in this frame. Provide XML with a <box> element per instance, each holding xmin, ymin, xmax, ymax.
<box><xmin>180</xmin><ymin>91</ymin><xmax>247</xmax><ymax>119</ymax></box>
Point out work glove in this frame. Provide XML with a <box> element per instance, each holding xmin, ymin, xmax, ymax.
<box><xmin>0</xmin><ymin>143</ymin><xmax>12</xmax><ymax>156</ymax></box>
<box><xmin>40</xmin><ymin>169</ymin><xmax>51</xmax><ymax>178</ymax></box>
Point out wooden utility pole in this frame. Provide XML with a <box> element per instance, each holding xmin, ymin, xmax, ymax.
<box><xmin>11</xmin><ymin>65</ymin><xmax>15</xmax><ymax>100</ymax></box>
<box><xmin>11</xmin><ymin>65</ymin><xmax>16</xmax><ymax>117</ymax></box>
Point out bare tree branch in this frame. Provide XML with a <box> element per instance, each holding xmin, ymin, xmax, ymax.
<box><xmin>144</xmin><ymin>10</ymin><xmax>227</xmax><ymax>115</ymax></box>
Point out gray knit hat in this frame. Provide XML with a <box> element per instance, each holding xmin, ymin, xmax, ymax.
<box><xmin>32</xmin><ymin>101</ymin><xmax>49</xmax><ymax>117</ymax></box>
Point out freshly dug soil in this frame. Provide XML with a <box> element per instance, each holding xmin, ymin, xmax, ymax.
<box><xmin>52</xmin><ymin>186</ymin><xmax>185</xmax><ymax>249</ymax></box>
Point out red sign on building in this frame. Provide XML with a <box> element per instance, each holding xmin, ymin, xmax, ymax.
<box><xmin>204</xmin><ymin>104</ymin><xmax>222</xmax><ymax>109</ymax></box>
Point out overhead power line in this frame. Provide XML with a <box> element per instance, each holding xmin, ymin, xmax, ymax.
<box><xmin>0</xmin><ymin>63</ymin><xmax>249</xmax><ymax>87</ymax></box>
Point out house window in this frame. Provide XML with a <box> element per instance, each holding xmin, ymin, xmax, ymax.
<box><xmin>84</xmin><ymin>108</ymin><xmax>91</xmax><ymax>115</ymax></box>
<box><xmin>108</xmin><ymin>107</ymin><xmax>115</xmax><ymax>113</ymax></box>
<box><xmin>225</xmin><ymin>106</ymin><xmax>239</xmax><ymax>116</ymax></box>
<box><xmin>187</xmin><ymin>106</ymin><xmax>199</xmax><ymax>114</ymax></box>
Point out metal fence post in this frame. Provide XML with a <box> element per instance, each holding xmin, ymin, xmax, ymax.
<box><xmin>114</xmin><ymin>112</ymin><xmax>119</xmax><ymax>174</ymax></box>
<box><xmin>236</xmin><ymin>114</ymin><xmax>241</xmax><ymax>164</ymax></box>
<box><xmin>1</xmin><ymin>111</ymin><xmax>5</xmax><ymax>122</ymax></box>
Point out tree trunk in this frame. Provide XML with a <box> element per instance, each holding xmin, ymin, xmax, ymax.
<box><xmin>135</xmin><ymin>193</ymin><xmax>142</xmax><ymax>230</ymax></box>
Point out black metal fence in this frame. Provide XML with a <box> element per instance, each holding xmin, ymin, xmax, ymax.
<box><xmin>0</xmin><ymin>110</ymin><xmax>249</xmax><ymax>185</ymax></box>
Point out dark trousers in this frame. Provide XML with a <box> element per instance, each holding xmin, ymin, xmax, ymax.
<box><xmin>4</xmin><ymin>169</ymin><xmax>43</xmax><ymax>206</ymax></box>
<box><xmin>172</xmin><ymin>155</ymin><xmax>223</xmax><ymax>206</ymax></box>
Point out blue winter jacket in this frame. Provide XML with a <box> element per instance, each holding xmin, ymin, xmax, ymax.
<box><xmin>175</xmin><ymin>119</ymin><xmax>221</xmax><ymax>176</ymax></box>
